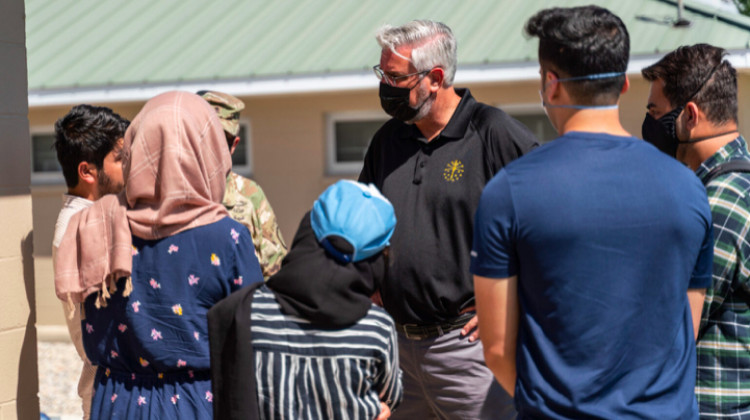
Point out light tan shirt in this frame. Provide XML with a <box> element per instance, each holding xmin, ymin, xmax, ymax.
<box><xmin>52</xmin><ymin>194</ymin><xmax>96</xmax><ymax>420</ymax></box>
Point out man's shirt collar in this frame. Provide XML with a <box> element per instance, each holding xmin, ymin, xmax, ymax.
<box><xmin>696</xmin><ymin>135</ymin><xmax>747</xmax><ymax>180</ymax></box>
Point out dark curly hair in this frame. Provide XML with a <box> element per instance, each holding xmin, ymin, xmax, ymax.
<box><xmin>642</xmin><ymin>44</ymin><xmax>737</xmax><ymax>126</ymax></box>
<box><xmin>525</xmin><ymin>6</ymin><xmax>629</xmax><ymax>105</ymax></box>
<box><xmin>54</xmin><ymin>104</ymin><xmax>130</xmax><ymax>188</ymax></box>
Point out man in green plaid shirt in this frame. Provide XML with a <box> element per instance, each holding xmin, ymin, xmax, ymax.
<box><xmin>642</xmin><ymin>44</ymin><xmax>748</xmax><ymax>418</ymax></box>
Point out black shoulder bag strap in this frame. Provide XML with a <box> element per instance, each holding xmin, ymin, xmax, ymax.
<box><xmin>702</xmin><ymin>160</ymin><xmax>750</xmax><ymax>186</ymax></box>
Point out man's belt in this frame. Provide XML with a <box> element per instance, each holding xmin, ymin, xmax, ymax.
<box><xmin>395</xmin><ymin>312</ymin><xmax>475</xmax><ymax>340</ymax></box>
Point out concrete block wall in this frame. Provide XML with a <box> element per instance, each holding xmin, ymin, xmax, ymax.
<box><xmin>0</xmin><ymin>0</ymin><xmax>40</xmax><ymax>418</ymax></box>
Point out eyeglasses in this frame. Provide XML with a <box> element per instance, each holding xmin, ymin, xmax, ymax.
<box><xmin>373</xmin><ymin>64</ymin><xmax>430</xmax><ymax>86</ymax></box>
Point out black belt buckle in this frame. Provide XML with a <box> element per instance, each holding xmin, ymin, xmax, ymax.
<box><xmin>398</xmin><ymin>313</ymin><xmax>473</xmax><ymax>340</ymax></box>
<box><xmin>400</xmin><ymin>323</ymin><xmax>428</xmax><ymax>340</ymax></box>
<box><xmin>400</xmin><ymin>323</ymin><xmax>446</xmax><ymax>340</ymax></box>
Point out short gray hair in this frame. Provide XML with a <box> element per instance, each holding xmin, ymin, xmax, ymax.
<box><xmin>375</xmin><ymin>20</ymin><xmax>457</xmax><ymax>86</ymax></box>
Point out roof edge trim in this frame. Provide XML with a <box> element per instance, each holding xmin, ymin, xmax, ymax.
<box><xmin>28</xmin><ymin>52</ymin><xmax>750</xmax><ymax>107</ymax></box>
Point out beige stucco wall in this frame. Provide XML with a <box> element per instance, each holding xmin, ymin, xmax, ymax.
<box><xmin>0</xmin><ymin>0</ymin><xmax>40</xmax><ymax>418</ymax></box>
<box><xmin>30</xmin><ymin>71</ymin><xmax>750</xmax><ymax>330</ymax></box>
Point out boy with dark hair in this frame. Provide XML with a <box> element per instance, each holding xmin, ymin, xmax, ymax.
<box><xmin>52</xmin><ymin>104</ymin><xmax>129</xmax><ymax>419</ymax></box>
<box><xmin>472</xmin><ymin>6</ymin><xmax>713</xmax><ymax>418</ymax></box>
<box><xmin>54</xmin><ymin>104</ymin><xmax>129</xmax><ymax>193</ymax></box>
<box><xmin>642</xmin><ymin>44</ymin><xmax>749</xmax><ymax>418</ymax></box>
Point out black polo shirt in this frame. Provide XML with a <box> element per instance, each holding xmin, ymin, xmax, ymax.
<box><xmin>359</xmin><ymin>88</ymin><xmax>539</xmax><ymax>325</ymax></box>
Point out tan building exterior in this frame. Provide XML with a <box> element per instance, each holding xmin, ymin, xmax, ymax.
<box><xmin>15</xmin><ymin>1</ymin><xmax>750</xmax><ymax>417</ymax></box>
<box><xmin>24</xmin><ymin>0</ymin><xmax>750</xmax><ymax>336</ymax></box>
<box><xmin>29</xmin><ymin>71</ymin><xmax>750</xmax><ymax>331</ymax></box>
<box><xmin>0</xmin><ymin>0</ymin><xmax>40</xmax><ymax>418</ymax></box>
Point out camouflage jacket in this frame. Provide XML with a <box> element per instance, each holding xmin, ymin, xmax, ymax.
<box><xmin>223</xmin><ymin>172</ymin><xmax>287</xmax><ymax>279</ymax></box>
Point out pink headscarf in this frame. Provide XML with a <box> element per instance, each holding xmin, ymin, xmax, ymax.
<box><xmin>55</xmin><ymin>91</ymin><xmax>232</xmax><ymax>308</ymax></box>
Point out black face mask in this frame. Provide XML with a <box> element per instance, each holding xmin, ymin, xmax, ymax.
<box><xmin>641</xmin><ymin>106</ymin><xmax>684</xmax><ymax>157</ymax></box>
<box><xmin>379</xmin><ymin>83</ymin><xmax>423</xmax><ymax>122</ymax></box>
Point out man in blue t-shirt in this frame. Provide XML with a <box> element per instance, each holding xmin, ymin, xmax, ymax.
<box><xmin>471</xmin><ymin>6</ymin><xmax>714</xmax><ymax>419</ymax></box>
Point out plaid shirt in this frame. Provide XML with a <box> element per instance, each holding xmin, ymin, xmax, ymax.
<box><xmin>696</xmin><ymin>135</ymin><xmax>750</xmax><ymax>418</ymax></box>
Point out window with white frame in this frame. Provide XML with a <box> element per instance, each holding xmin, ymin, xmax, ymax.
<box><xmin>29</xmin><ymin>121</ymin><xmax>253</xmax><ymax>183</ymax></box>
<box><xmin>501</xmin><ymin>104</ymin><xmax>558</xmax><ymax>144</ymax></box>
<box><xmin>326</xmin><ymin>111</ymin><xmax>388</xmax><ymax>174</ymax></box>
<box><xmin>230</xmin><ymin>121</ymin><xmax>253</xmax><ymax>176</ymax></box>
<box><xmin>30</xmin><ymin>127</ymin><xmax>64</xmax><ymax>184</ymax></box>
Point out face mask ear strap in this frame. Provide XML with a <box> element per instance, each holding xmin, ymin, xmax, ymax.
<box><xmin>542</xmin><ymin>70</ymin><xmax>623</xmax><ymax>110</ymax></box>
<box><xmin>549</xmin><ymin>104</ymin><xmax>619</xmax><ymax>110</ymax></box>
<box><xmin>677</xmin><ymin>129</ymin><xmax>739</xmax><ymax>145</ymax></box>
<box><xmin>683</xmin><ymin>61</ymin><xmax>723</xmax><ymax>104</ymax></box>
<box><xmin>555</xmin><ymin>71</ymin><xmax>625</xmax><ymax>83</ymax></box>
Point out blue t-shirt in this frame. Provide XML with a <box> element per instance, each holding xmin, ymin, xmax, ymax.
<box><xmin>471</xmin><ymin>132</ymin><xmax>713</xmax><ymax>419</ymax></box>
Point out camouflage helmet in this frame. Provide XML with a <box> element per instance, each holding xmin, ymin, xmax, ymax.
<box><xmin>197</xmin><ymin>90</ymin><xmax>245</xmax><ymax>137</ymax></box>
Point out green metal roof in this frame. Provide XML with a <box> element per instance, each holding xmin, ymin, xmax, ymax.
<box><xmin>25</xmin><ymin>0</ymin><xmax>750</xmax><ymax>92</ymax></box>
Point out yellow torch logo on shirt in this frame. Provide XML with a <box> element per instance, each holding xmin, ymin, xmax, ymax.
<box><xmin>443</xmin><ymin>160</ymin><xmax>464</xmax><ymax>182</ymax></box>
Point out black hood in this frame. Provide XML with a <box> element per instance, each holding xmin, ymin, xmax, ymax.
<box><xmin>266</xmin><ymin>212</ymin><xmax>385</xmax><ymax>328</ymax></box>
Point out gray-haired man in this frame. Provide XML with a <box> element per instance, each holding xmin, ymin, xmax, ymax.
<box><xmin>359</xmin><ymin>19</ymin><xmax>538</xmax><ymax>419</ymax></box>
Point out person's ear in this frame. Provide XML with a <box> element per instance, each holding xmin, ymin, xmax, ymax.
<box><xmin>683</xmin><ymin>102</ymin><xmax>701</xmax><ymax>131</ymax></box>
<box><xmin>621</xmin><ymin>75</ymin><xmax>630</xmax><ymax>94</ymax></box>
<box><xmin>427</xmin><ymin>67</ymin><xmax>444</xmax><ymax>92</ymax></box>
<box><xmin>77</xmin><ymin>161</ymin><xmax>97</xmax><ymax>185</ymax></box>
<box><xmin>544</xmin><ymin>70</ymin><xmax>561</xmax><ymax>101</ymax></box>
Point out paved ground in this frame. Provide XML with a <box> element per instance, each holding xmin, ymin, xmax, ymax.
<box><xmin>38</xmin><ymin>341</ymin><xmax>84</xmax><ymax>420</ymax></box>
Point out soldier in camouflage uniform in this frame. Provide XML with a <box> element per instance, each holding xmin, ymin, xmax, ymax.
<box><xmin>198</xmin><ymin>90</ymin><xmax>287</xmax><ymax>279</ymax></box>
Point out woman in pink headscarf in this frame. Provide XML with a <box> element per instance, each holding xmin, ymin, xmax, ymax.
<box><xmin>55</xmin><ymin>91</ymin><xmax>263</xmax><ymax>419</ymax></box>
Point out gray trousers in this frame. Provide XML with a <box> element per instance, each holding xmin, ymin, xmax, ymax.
<box><xmin>391</xmin><ymin>327</ymin><xmax>516</xmax><ymax>420</ymax></box>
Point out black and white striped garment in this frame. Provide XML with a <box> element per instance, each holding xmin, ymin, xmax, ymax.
<box><xmin>251</xmin><ymin>285</ymin><xmax>403</xmax><ymax>420</ymax></box>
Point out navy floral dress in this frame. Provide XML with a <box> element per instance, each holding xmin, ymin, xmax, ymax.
<box><xmin>82</xmin><ymin>217</ymin><xmax>262</xmax><ymax>419</ymax></box>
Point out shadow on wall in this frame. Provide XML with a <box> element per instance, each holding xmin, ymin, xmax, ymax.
<box><xmin>18</xmin><ymin>230</ymin><xmax>40</xmax><ymax>419</ymax></box>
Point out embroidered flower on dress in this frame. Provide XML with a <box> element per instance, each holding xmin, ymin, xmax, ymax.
<box><xmin>85</xmin><ymin>323</ymin><xmax>94</xmax><ymax>334</ymax></box>
<box><xmin>139</xmin><ymin>357</ymin><xmax>149</xmax><ymax>367</ymax></box>
<box><xmin>193</xmin><ymin>331</ymin><xmax>200</xmax><ymax>341</ymax></box>
<box><xmin>149</xmin><ymin>278</ymin><xmax>161</xmax><ymax>289</ymax></box>
<box><xmin>117</xmin><ymin>323</ymin><xmax>127</xmax><ymax>333</ymax></box>
<box><xmin>168</xmin><ymin>244</ymin><xmax>179</xmax><ymax>254</ymax></box>
<box><xmin>151</xmin><ymin>329</ymin><xmax>162</xmax><ymax>341</ymax></box>
<box><xmin>137</xmin><ymin>396</ymin><xmax>147</xmax><ymax>406</ymax></box>
<box><xmin>111</xmin><ymin>393</ymin><xmax>117</xmax><ymax>403</ymax></box>
<box><xmin>158</xmin><ymin>373</ymin><xmax>164</xmax><ymax>379</ymax></box>
<box><xmin>110</xmin><ymin>350</ymin><xmax>118</xmax><ymax>359</ymax></box>
<box><xmin>132</xmin><ymin>245</ymin><xmax>139</xmax><ymax>256</ymax></box>
<box><xmin>233</xmin><ymin>276</ymin><xmax>243</xmax><ymax>286</ymax></box>
<box><xmin>188</xmin><ymin>274</ymin><xmax>199</xmax><ymax>286</ymax></box>
<box><xmin>105</xmin><ymin>368</ymin><xmax>111</xmax><ymax>377</ymax></box>
<box><xmin>211</xmin><ymin>253</ymin><xmax>221</xmax><ymax>266</ymax></box>
<box><xmin>188</xmin><ymin>370</ymin><xmax>194</xmax><ymax>378</ymax></box>
<box><xmin>231</xmin><ymin>228</ymin><xmax>240</xmax><ymax>244</ymax></box>
<box><xmin>171</xmin><ymin>394</ymin><xmax>180</xmax><ymax>405</ymax></box>
<box><xmin>132</xmin><ymin>301</ymin><xmax>141</xmax><ymax>313</ymax></box>
<box><xmin>176</xmin><ymin>359</ymin><xmax>187</xmax><ymax>368</ymax></box>
<box><xmin>205</xmin><ymin>391</ymin><xmax>213</xmax><ymax>402</ymax></box>
<box><xmin>131</xmin><ymin>373</ymin><xmax>136</xmax><ymax>380</ymax></box>
<box><xmin>172</xmin><ymin>304</ymin><xmax>183</xmax><ymax>316</ymax></box>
